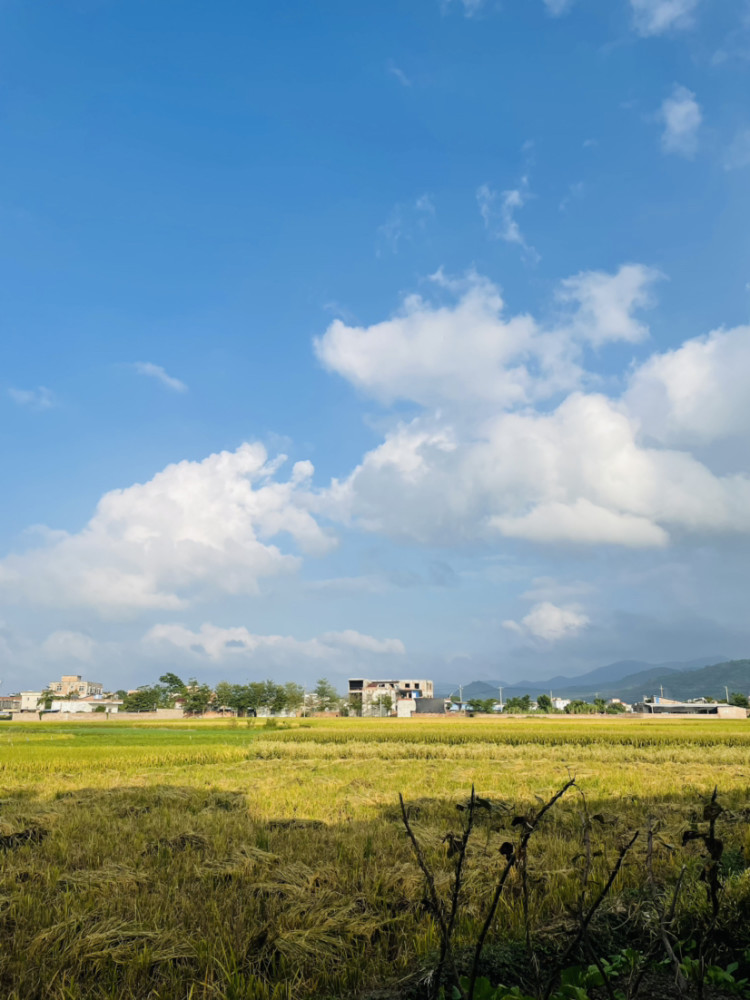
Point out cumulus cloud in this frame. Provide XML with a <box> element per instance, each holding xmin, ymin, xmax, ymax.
<box><xmin>630</xmin><ymin>0</ymin><xmax>701</xmax><ymax>35</ymax></box>
<box><xmin>503</xmin><ymin>602</ymin><xmax>590</xmax><ymax>641</ymax></box>
<box><xmin>144</xmin><ymin>622</ymin><xmax>405</xmax><ymax>662</ymax></box>
<box><xmin>0</xmin><ymin>444</ymin><xmax>332</xmax><ymax>613</ymax></box>
<box><xmin>8</xmin><ymin>386</ymin><xmax>55</xmax><ymax>410</ymax></box>
<box><xmin>556</xmin><ymin>264</ymin><xmax>662</xmax><ymax>345</ymax></box>
<box><xmin>314</xmin><ymin>265</ymin><xmax>658</xmax><ymax>411</ymax></box>
<box><xmin>134</xmin><ymin>362</ymin><xmax>187</xmax><ymax>392</ymax></box>
<box><xmin>659</xmin><ymin>85</ymin><xmax>702</xmax><ymax>157</ymax></box>
<box><xmin>624</xmin><ymin>325</ymin><xmax>750</xmax><ymax>446</ymax></box>
<box><xmin>493</xmin><ymin>499</ymin><xmax>670</xmax><ymax>548</ymax></box>
<box><xmin>311</xmin><ymin>266</ymin><xmax>750</xmax><ymax>551</ymax></box>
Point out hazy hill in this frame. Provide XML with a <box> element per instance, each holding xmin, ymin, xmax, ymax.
<box><xmin>614</xmin><ymin>659</ymin><xmax>750</xmax><ymax>704</ymax></box>
<box><xmin>454</xmin><ymin>655</ymin><xmax>726</xmax><ymax>702</ymax></box>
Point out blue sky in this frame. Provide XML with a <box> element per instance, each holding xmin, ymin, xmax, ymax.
<box><xmin>2</xmin><ymin>0</ymin><xmax>750</xmax><ymax>693</ymax></box>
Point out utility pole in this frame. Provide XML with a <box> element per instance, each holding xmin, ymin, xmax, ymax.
<box><xmin>725</xmin><ymin>686</ymin><xmax>730</xmax><ymax>705</ymax></box>
<box><xmin>459</xmin><ymin>684</ymin><xmax>463</xmax><ymax>706</ymax></box>
<box><xmin>498</xmin><ymin>686</ymin><xmax>503</xmax><ymax>710</ymax></box>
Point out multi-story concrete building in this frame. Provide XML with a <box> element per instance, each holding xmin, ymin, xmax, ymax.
<box><xmin>348</xmin><ymin>678</ymin><xmax>434</xmax><ymax>716</ymax></box>
<box><xmin>48</xmin><ymin>675</ymin><xmax>103</xmax><ymax>698</ymax></box>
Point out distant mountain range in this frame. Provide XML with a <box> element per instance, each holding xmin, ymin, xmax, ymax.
<box><xmin>441</xmin><ymin>655</ymin><xmax>750</xmax><ymax>703</ymax></box>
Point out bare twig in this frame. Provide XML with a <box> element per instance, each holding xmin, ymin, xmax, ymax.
<box><xmin>642</xmin><ymin>822</ymin><xmax>689</xmax><ymax>998</ymax></box>
<box><xmin>545</xmin><ymin>830</ymin><xmax>640</xmax><ymax>1000</ymax></box>
<box><xmin>447</xmin><ymin>786</ymin><xmax>476</xmax><ymax>942</ymax></box>
<box><xmin>399</xmin><ymin>792</ymin><xmax>470</xmax><ymax>1000</ymax></box>
<box><xmin>468</xmin><ymin>777</ymin><xmax>576</xmax><ymax>998</ymax></box>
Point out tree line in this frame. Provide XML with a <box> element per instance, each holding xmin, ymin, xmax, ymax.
<box><xmin>115</xmin><ymin>673</ymin><xmax>341</xmax><ymax>715</ymax></box>
<box><xmin>465</xmin><ymin>691</ymin><xmax>750</xmax><ymax>714</ymax></box>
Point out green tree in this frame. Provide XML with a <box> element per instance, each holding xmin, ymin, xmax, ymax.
<box><xmin>314</xmin><ymin>678</ymin><xmax>339</xmax><ymax>712</ymax></box>
<box><xmin>606</xmin><ymin>701</ymin><xmax>627</xmax><ymax>714</ymax></box>
<box><xmin>122</xmin><ymin>686</ymin><xmax>163</xmax><ymax>712</ymax></box>
<box><xmin>565</xmin><ymin>699</ymin><xmax>597</xmax><ymax>715</ymax></box>
<box><xmin>504</xmin><ymin>694</ymin><xmax>532</xmax><ymax>713</ymax></box>
<box><xmin>159</xmin><ymin>673</ymin><xmax>187</xmax><ymax>699</ymax></box>
<box><xmin>729</xmin><ymin>691</ymin><xmax>750</xmax><ymax>708</ymax></box>
<box><xmin>467</xmin><ymin>698</ymin><xmax>496</xmax><ymax>713</ymax></box>
<box><xmin>536</xmin><ymin>694</ymin><xmax>553</xmax><ymax>713</ymax></box>
<box><xmin>373</xmin><ymin>694</ymin><xmax>393</xmax><ymax>715</ymax></box>
<box><xmin>263</xmin><ymin>680</ymin><xmax>288</xmax><ymax>714</ymax></box>
<box><xmin>213</xmin><ymin>681</ymin><xmax>234</xmax><ymax>710</ymax></box>
<box><xmin>283</xmin><ymin>682</ymin><xmax>305</xmax><ymax>713</ymax></box>
<box><xmin>182</xmin><ymin>682</ymin><xmax>213</xmax><ymax>716</ymax></box>
<box><xmin>594</xmin><ymin>697</ymin><xmax>607</xmax><ymax>713</ymax></box>
<box><xmin>246</xmin><ymin>682</ymin><xmax>268</xmax><ymax>713</ymax></box>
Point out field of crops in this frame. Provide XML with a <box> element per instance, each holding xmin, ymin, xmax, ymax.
<box><xmin>2</xmin><ymin>716</ymin><xmax>750</xmax><ymax>999</ymax></box>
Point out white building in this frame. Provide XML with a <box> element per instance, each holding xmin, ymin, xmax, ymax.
<box><xmin>49</xmin><ymin>696</ymin><xmax>122</xmax><ymax>714</ymax></box>
<box><xmin>20</xmin><ymin>691</ymin><xmax>43</xmax><ymax>712</ymax></box>
<box><xmin>551</xmin><ymin>697</ymin><xmax>570</xmax><ymax>711</ymax></box>
<box><xmin>349</xmin><ymin>678</ymin><xmax>434</xmax><ymax>716</ymax></box>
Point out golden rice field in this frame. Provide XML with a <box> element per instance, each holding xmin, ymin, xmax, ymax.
<box><xmin>2</xmin><ymin>715</ymin><xmax>750</xmax><ymax>999</ymax></box>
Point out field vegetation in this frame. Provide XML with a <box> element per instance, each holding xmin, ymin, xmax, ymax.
<box><xmin>2</xmin><ymin>716</ymin><xmax>750</xmax><ymax>999</ymax></box>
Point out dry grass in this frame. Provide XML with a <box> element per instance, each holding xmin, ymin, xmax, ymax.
<box><xmin>1</xmin><ymin>716</ymin><xmax>749</xmax><ymax>998</ymax></box>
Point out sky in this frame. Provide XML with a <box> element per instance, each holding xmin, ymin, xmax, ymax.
<box><xmin>1</xmin><ymin>0</ymin><xmax>750</xmax><ymax>695</ymax></box>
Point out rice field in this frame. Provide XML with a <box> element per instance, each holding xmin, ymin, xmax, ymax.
<box><xmin>2</xmin><ymin>715</ymin><xmax>750</xmax><ymax>999</ymax></box>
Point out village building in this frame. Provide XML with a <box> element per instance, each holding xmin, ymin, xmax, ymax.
<box><xmin>348</xmin><ymin>678</ymin><xmax>434</xmax><ymax>717</ymax></box>
<box><xmin>49</xmin><ymin>696</ymin><xmax>122</xmax><ymax>714</ymax></box>
<box><xmin>634</xmin><ymin>696</ymin><xmax>747</xmax><ymax>718</ymax></box>
<box><xmin>48</xmin><ymin>675</ymin><xmax>104</xmax><ymax>698</ymax></box>
<box><xmin>19</xmin><ymin>691</ymin><xmax>43</xmax><ymax>711</ymax></box>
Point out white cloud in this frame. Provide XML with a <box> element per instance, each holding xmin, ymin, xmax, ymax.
<box><xmin>724</xmin><ymin>128</ymin><xmax>750</xmax><ymax>170</ymax></box>
<box><xmin>659</xmin><ymin>85</ymin><xmax>702</xmax><ymax>157</ymax></box>
<box><xmin>321</xmin><ymin>391</ymin><xmax>750</xmax><ymax>548</ymax></box>
<box><xmin>314</xmin><ymin>265</ymin><xmax>659</xmax><ymax>410</ymax></box>
<box><xmin>134</xmin><ymin>362</ymin><xmax>187</xmax><ymax>392</ymax></box>
<box><xmin>477</xmin><ymin>180</ymin><xmax>539</xmax><ymax>262</ymax></box>
<box><xmin>311</xmin><ymin>266</ymin><xmax>750</xmax><ymax>551</ymax></box>
<box><xmin>556</xmin><ymin>264</ymin><xmax>662</xmax><ymax>345</ymax></box>
<box><xmin>0</xmin><ymin>444</ymin><xmax>332</xmax><ymax>614</ymax></box>
<box><xmin>624</xmin><ymin>325</ymin><xmax>750</xmax><ymax>445</ymax></box>
<box><xmin>630</xmin><ymin>0</ymin><xmax>701</xmax><ymax>35</ymax></box>
<box><xmin>8</xmin><ymin>386</ymin><xmax>55</xmax><ymax>410</ymax></box>
<box><xmin>493</xmin><ymin>499</ymin><xmax>670</xmax><ymax>548</ymax></box>
<box><xmin>144</xmin><ymin>622</ymin><xmax>404</xmax><ymax>662</ymax></box>
<box><xmin>503</xmin><ymin>602</ymin><xmax>590</xmax><ymax>641</ymax></box>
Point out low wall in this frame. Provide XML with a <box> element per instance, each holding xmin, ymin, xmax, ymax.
<box><xmin>8</xmin><ymin>708</ymin><xmax>185</xmax><ymax>722</ymax></box>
